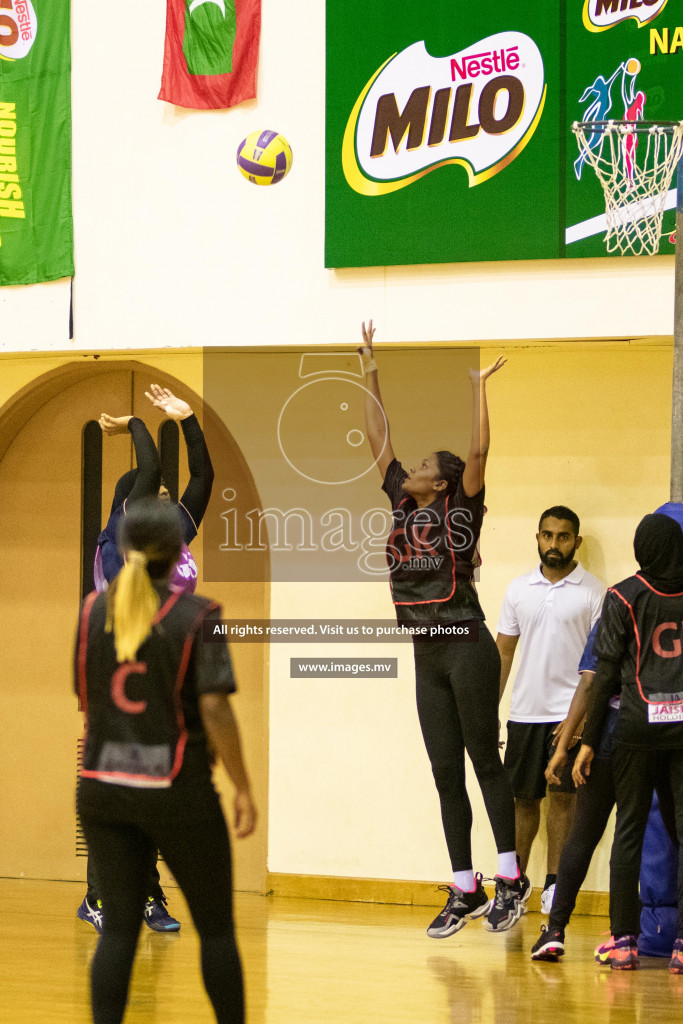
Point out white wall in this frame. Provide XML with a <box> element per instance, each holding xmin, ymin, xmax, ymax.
<box><xmin>0</xmin><ymin>0</ymin><xmax>678</xmax><ymax>353</ymax></box>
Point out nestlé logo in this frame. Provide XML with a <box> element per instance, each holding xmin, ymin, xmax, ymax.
<box><xmin>342</xmin><ymin>32</ymin><xmax>546</xmax><ymax>197</ymax></box>
<box><xmin>0</xmin><ymin>0</ymin><xmax>37</xmax><ymax>61</ymax></box>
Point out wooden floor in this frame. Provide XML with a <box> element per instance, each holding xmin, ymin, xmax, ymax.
<box><xmin>0</xmin><ymin>879</ymin><xmax>678</xmax><ymax>1024</ymax></box>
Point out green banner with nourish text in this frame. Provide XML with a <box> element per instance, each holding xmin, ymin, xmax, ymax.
<box><xmin>0</xmin><ymin>1</ymin><xmax>73</xmax><ymax>285</ymax></box>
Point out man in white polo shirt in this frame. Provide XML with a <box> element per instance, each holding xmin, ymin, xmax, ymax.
<box><xmin>496</xmin><ymin>506</ymin><xmax>604</xmax><ymax>914</ymax></box>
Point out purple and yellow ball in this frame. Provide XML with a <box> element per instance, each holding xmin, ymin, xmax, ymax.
<box><xmin>236</xmin><ymin>130</ymin><xmax>293</xmax><ymax>186</ymax></box>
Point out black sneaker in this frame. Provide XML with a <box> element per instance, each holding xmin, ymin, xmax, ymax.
<box><xmin>427</xmin><ymin>875</ymin><xmax>491</xmax><ymax>938</ymax></box>
<box><xmin>483</xmin><ymin>870</ymin><xmax>531</xmax><ymax>932</ymax></box>
<box><xmin>531</xmin><ymin>924</ymin><xmax>565</xmax><ymax>961</ymax></box>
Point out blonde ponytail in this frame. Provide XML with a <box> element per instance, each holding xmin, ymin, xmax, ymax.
<box><xmin>105</xmin><ymin>549</ymin><xmax>160</xmax><ymax>663</ymax></box>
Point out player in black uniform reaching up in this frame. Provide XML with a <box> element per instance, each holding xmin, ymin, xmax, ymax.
<box><xmin>79</xmin><ymin>384</ymin><xmax>214</xmax><ymax>932</ymax></box>
<box><xmin>76</xmin><ymin>498</ymin><xmax>256</xmax><ymax>1024</ymax></box>
<box><xmin>95</xmin><ymin>384</ymin><xmax>214</xmax><ymax>594</ymax></box>
<box><xmin>573</xmin><ymin>513</ymin><xmax>683</xmax><ymax>973</ymax></box>
<box><xmin>359</xmin><ymin>321</ymin><xmax>530</xmax><ymax>936</ymax></box>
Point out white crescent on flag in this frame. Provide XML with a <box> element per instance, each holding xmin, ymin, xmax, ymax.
<box><xmin>189</xmin><ymin>0</ymin><xmax>226</xmax><ymax>15</ymax></box>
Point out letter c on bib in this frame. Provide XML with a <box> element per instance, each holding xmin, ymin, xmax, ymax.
<box><xmin>652</xmin><ymin>622</ymin><xmax>682</xmax><ymax>659</ymax></box>
<box><xmin>111</xmin><ymin>662</ymin><xmax>147</xmax><ymax>714</ymax></box>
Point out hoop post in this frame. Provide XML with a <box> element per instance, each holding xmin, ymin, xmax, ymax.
<box><xmin>671</xmin><ymin>153</ymin><xmax>683</xmax><ymax>500</ymax></box>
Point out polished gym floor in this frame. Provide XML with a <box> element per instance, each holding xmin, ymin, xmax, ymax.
<box><xmin>0</xmin><ymin>879</ymin><xmax>677</xmax><ymax>1024</ymax></box>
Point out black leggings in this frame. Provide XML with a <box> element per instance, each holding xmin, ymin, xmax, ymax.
<box><xmin>414</xmin><ymin>627</ymin><xmax>515</xmax><ymax>871</ymax></box>
<box><xmin>86</xmin><ymin>847</ymin><xmax>163</xmax><ymax>903</ymax></box>
<box><xmin>611</xmin><ymin>746</ymin><xmax>683</xmax><ymax>939</ymax></box>
<box><xmin>549</xmin><ymin>755</ymin><xmax>616</xmax><ymax>932</ymax></box>
<box><xmin>549</xmin><ymin>743</ymin><xmax>679</xmax><ymax>934</ymax></box>
<box><xmin>78</xmin><ymin>779</ymin><xmax>244</xmax><ymax>1024</ymax></box>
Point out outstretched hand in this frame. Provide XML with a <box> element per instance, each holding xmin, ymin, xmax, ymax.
<box><xmin>99</xmin><ymin>413</ymin><xmax>132</xmax><ymax>435</ymax></box>
<box><xmin>145</xmin><ymin>384</ymin><xmax>193</xmax><ymax>421</ymax></box>
<box><xmin>470</xmin><ymin>355</ymin><xmax>507</xmax><ymax>384</ymax></box>
<box><xmin>357</xmin><ymin>319</ymin><xmax>376</xmax><ymax>356</ymax></box>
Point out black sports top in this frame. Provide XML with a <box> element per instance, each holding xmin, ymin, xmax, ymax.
<box><xmin>381</xmin><ymin>459</ymin><xmax>486</xmax><ymax>624</ymax></box>
<box><xmin>583</xmin><ymin>575</ymin><xmax>683</xmax><ymax>751</ymax></box>
<box><xmin>75</xmin><ymin>588</ymin><xmax>235</xmax><ymax>788</ymax></box>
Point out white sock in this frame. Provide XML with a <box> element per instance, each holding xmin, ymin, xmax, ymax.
<box><xmin>497</xmin><ymin>852</ymin><xmax>519</xmax><ymax>879</ymax></box>
<box><xmin>453</xmin><ymin>869</ymin><xmax>476</xmax><ymax>892</ymax></box>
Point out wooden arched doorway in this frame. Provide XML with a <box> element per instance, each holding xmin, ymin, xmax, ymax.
<box><xmin>0</xmin><ymin>362</ymin><xmax>268</xmax><ymax>893</ymax></box>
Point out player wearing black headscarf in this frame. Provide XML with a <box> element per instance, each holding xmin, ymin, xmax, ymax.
<box><xmin>574</xmin><ymin>513</ymin><xmax>683</xmax><ymax>973</ymax></box>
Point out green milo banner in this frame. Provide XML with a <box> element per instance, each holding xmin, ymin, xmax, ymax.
<box><xmin>326</xmin><ymin>0</ymin><xmax>682</xmax><ymax>266</ymax></box>
<box><xmin>0</xmin><ymin>1</ymin><xmax>73</xmax><ymax>285</ymax></box>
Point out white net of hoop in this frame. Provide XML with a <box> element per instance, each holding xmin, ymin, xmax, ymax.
<box><xmin>572</xmin><ymin>121</ymin><xmax>683</xmax><ymax>256</ymax></box>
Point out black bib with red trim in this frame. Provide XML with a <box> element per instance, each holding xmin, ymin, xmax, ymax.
<box><xmin>77</xmin><ymin>590</ymin><xmax>219</xmax><ymax>788</ymax></box>
<box><xmin>382</xmin><ymin>460</ymin><xmax>485</xmax><ymax>624</ymax></box>
<box><xmin>597</xmin><ymin>575</ymin><xmax>683</xmax><ymax>748</ymax></box>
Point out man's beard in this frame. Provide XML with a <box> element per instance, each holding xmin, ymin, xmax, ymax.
<box><xmin>538</xmin><ymin>543</ymin><xmax>576</xmax><ymax>570</ymax></box>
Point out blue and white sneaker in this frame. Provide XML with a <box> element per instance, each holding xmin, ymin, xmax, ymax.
<box><xmin>77</xmin><ymin>896</ymin><xmax>104</xmax><ymax>934</ymax></box>
<box><xmin>144</xmin><ymin>894</ymin><xmax>181</xmax><ymax>932</ymax></box>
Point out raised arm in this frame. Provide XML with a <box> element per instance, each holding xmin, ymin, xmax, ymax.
<box><xmin>145</xmin><ymin>384</ymin><xmax>214</xmax><ymax>532</ymax></box>
<box><xmin>461</xmin><ymin>356</ymin><xmax>506</xmax><ymax>498</ymax></box>
<box><xmin>178</xmin><ymin>414</ymin><xmax>214</xmax><ymax>530</ymax></box>
<box><xmin>99</xmin><ymin>414</ymin><xmax>161</xmax><ymax>506</ymax></box>
<box><xmin>358</xmin><ymin>320</ymin><xmax>395</xmax><ymax>479</ymax></box>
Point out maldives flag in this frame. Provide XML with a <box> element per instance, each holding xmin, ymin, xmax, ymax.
<box><xmin>159</xmin><ymin>0</ymin><xmax>261</xmax><ymax>110</ymax></box>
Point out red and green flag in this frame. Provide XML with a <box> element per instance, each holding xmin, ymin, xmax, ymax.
<box><xmin>159</xmin><ymin>0</ymin><xmax>261</xmax><ymax>110</ymax></box>
<box><xmin>0</xmin><ymin>0</ymin><xmax>73</xmax><ymax>285</ymax></box>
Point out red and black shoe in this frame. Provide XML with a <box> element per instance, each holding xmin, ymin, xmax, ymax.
<box><xmin>531</xmin><ymin>925</ymin><xmax>565</xmax><ymax>961</ymax></box>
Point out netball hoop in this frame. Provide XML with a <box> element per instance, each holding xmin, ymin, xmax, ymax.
<box><xmin>572</xmin><ymin>119</ymin><xmax>683</xmax><ymax>256</ymax></box>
